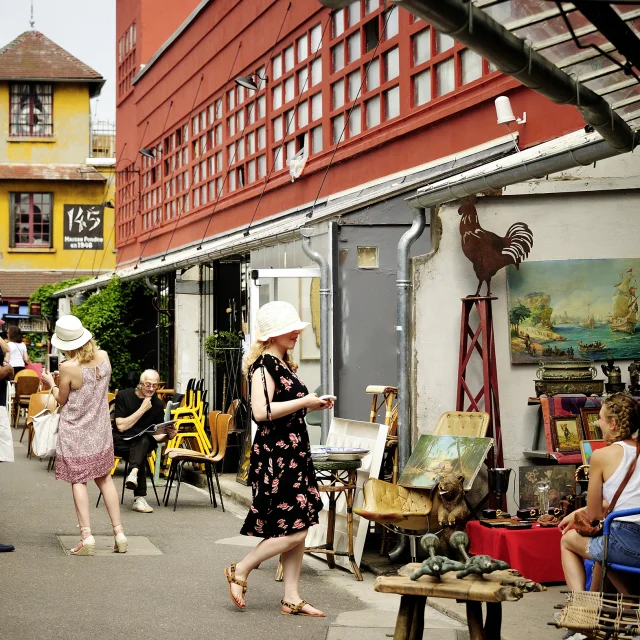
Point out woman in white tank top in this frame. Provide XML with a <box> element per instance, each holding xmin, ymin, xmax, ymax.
<box><xmin>559</xmin><ymin>393</ymin><xmax>640</xmax><ymax>593</ymax></box>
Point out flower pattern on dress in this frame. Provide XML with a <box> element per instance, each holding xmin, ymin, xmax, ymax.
<box><xmin>240</xmin><ymin>353</ymin><xmax>322</xmax><ymax>539</ymax></box>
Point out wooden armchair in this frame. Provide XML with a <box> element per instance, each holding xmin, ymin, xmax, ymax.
<box><xmin>12</xmin><ymin>370</ymin><xmax>40</xmax><ymax>430</ymax></box>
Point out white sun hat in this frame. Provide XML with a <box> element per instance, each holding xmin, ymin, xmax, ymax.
<box><xmin>51</xmin><ymin>315</ymin><xmax>93</xmax><ymax>351</ymax></box>
<box><xmin>256</xmin><ymin>301</ymin><xmax>310</xmax><ymax>342</ymax></box>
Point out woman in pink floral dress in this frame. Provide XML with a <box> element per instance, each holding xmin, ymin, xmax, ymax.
<box><xmin>225</xmin><ymin>301</ymin><xmax>333</xmax><ymax>616</ymax></box>
<box><xmin>42</xmin><ymin>316</ymin><xmax>127</xmax><ymax>556</ymax></box>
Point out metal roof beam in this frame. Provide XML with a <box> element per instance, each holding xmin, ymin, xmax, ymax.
<box><xmin>574</xmin><ymin>1</ymin><xmax>640</xmax><ymax>73</ymax></box>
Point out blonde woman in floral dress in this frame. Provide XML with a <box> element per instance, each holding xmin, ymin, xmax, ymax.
<box><xmin>225</xmin><ymin>301</ymin><xmax>333</xmax><ymax>616</ymax></box>
<box><xmin>42</xmin><ymin>316</ymin><xmax>127</xmax><ymax>556</ymax></box>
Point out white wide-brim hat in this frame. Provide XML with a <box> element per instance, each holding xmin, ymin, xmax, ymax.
<box><xmin>256</xmin><ymin>301</ymin><xmax>310</xmax><ymax>342</ymax></box>
<box><xmin>51</xmin><ymin>315</ymin><xmax>93</xmax><ymax>351</ymax></box>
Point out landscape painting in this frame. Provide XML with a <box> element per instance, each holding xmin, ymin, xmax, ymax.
<box><xmin>398</xmin><ymin>435</ymin><xmax>494</xmax><ymax>491</ymax></box>
<box><xmin>507</xmin><ymin>258</ymin><xmax>640</xmax><ymax>364</ymax></box>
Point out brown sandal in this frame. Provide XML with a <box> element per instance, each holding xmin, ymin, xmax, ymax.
<box><xmin>281</xmin><ymin>599</ymin><xmax>326</xmax><ymax>617</ymax></box>
<box><xmin>225</xmin><ymin>563</ymin><xmax>247</xmax><ymax>610</ymax></box>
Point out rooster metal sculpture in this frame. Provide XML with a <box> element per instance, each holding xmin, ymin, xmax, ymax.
<box><xmin>458</xmin><ymin>198</ymin><xmax>533</xmax><ymax>297</ymax></box>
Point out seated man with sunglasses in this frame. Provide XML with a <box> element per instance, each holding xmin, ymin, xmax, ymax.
<box><xmin>113</xmin><ymin>370</ymin><xmax>176</xmax><ymax>513</ymax></box>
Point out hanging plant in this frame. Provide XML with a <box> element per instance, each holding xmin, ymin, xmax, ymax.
<box><xmin>204</xmin><ymin>330</ymin><xmax>244</xmax><ymax>367</ymax></box>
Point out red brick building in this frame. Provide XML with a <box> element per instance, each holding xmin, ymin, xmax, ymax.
<box><xmin>114</xmin><ymin>0</ymin><xmax>584</xmax><ymax>266</ymax></box>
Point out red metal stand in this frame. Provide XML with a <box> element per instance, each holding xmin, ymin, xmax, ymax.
<box><xmin>455</xmin><ymin>297</ymin><xmax>505</xmax><ymax>508</ymax></box>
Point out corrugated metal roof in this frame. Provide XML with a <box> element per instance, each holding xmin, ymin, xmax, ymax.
<box><xmin>0</xmin><ymin>30</ymin><xmax>104</xmax><ymax>96</ymax></box>
<box><xmin>473</xmin><ymin>0</ymin><xmax>640</xmax><ymax>128</ymax></box>
<box><xmin>0</xmin><ymin>164</ymin><xmax>106</xmax><ymax>181</ymax></box>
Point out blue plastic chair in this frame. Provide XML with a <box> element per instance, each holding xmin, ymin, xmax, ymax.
<box><xmin>600</xmin><ymin>507</ymin><xmax>640</xmax><ymax>591</ymax></box>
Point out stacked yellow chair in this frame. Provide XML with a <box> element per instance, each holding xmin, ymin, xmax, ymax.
<box><xmin>164</xmin><ymin>381</ymin><xmax>212</xmax><ymax>463</ymax></box>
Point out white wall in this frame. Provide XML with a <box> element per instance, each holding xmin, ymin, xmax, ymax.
<box><xmin>412</xmin><ymin>150</ymin><xmax>640</xmax><ymax>511</ymax></box>
<box><xmin>174</xmin><ymin>266</ymin><xmax>200</xmax><ymax>392</ymax></box>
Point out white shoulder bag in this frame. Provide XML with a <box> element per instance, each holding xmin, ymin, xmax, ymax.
<box><xmin>31</xmin><ymin>391</ymin><xmax>60</xmax><ymax>458</ymax></box>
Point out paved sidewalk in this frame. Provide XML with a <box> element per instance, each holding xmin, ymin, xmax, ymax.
<box><xmin>0</xmin><ymin>424</ymin><xmax>464</xmax><ymax>640</ymax></box>
<box><xmin>0</xmin><ymin>419</ymin><xmax>562</xmax><ymax>640</ymax></box>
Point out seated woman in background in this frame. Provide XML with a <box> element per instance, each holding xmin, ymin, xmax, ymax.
<box><xmin>559</xmin><ymin>393</ymin><xmax>640</xmax><ymax>593</ymax></box>
<box><xmin>6</xmin><ymin>326</ymin><xmax>31</xmax><ymax>375</ymax></box>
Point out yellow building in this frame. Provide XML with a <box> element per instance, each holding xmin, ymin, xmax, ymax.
<box><xmin>0</xmin><ymin>29</ymin><xmax>115</xmax><ymax>311</ymax></box>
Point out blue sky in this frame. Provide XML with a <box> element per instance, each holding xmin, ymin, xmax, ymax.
<box><xmin>0</xmin><ymin>0</ymin><xmax>116</xmax><ymax>123</ymax></box>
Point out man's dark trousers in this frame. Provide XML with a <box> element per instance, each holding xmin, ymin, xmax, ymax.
<box><xmin>113</xmin><ymin>434</ymin><xmax>157</xmax><ymax>497</ymax></box>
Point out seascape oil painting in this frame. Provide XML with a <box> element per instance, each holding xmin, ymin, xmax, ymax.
<box><xmin>506</xmin><ymin>258</ymin><xmax>640</xmax><ymax>364</ymax></box>
<box><xmin>398</xmin><ymin>435</ymin><xmax>493</xmax><ymax>491</ymax></box>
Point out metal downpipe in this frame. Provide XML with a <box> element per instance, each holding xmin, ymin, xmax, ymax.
<box><xmin>397</xmin><ymin>206</ymin><xmax>427</xmax><ymax>474</ymax></box>
<box><xmin>301</xmin><ymin>231</ymin><xmax>332</xmax><ymax>444</ymax></box>
<box><xmin>389</xmin><ymin>205</ymin><xmax>427</xmax><ymax>564</ymax></box>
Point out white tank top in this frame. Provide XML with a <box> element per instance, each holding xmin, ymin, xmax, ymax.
<box><xmin>602</xmin><ymin>441</ymin><xmax>640</xmax><ymax>524</ymax></box>
<box><xmin>8</xmin><ymin>342</ymin><xmax>27</xmax><ymax>368</ymax></box>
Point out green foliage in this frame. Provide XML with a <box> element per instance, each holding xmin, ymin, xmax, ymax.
<box><xmin>24</xmin><ymin>332</ymin><xmax>48</xmax><ymax>363</ymax></box>
<box><xmin>73</xmin><ymin>277</ymin><xmax>153</xmax><ymax>389</ymax></box>
<box><xmin>28</xmin><ymin>277</ymin><xmax>90</xmax><ymax>319</ymax></box>
<box><xmin>509</xmin><ymin>303</ymin><xmax>531</xmax><ymax>327</ymax></box>
<box><xmin>204</xmin><ymin>330</ymin><xmax>244</xmax><ymax>366</ymax></box>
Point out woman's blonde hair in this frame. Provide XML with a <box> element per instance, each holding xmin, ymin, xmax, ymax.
<box><xmin>63</xmin><ymin>338</ymin><xmax>99</xmax><ymax>365</ymax></box>
<box><xmin>602</xmin><ymin>392</ymin><xmax>640</xmax><ymax>441</ymax></box>
<box><xmin>243</xmin><ymin>339</ymin><xmax>298</xmax><ymax>376</ymax></box>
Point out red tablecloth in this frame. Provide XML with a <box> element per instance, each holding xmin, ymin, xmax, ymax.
<box><xmin>466</xmin><ymin>520</ymin><xmax>564</xmax><ymax>584</ymax></box>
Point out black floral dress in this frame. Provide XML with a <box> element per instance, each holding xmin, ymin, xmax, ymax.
<box><xmin>241</xmin><ymin>353</ymin><xmax>323</xmax><ymax>538</ymax></box>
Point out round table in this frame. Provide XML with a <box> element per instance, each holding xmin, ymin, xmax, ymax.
<box><xmin>307</xmin><ymin>459</ymin><xmax>363</xmax><ymax>580</ymax></box>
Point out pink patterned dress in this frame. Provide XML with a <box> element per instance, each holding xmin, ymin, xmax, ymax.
<box><xmin>55</xmin><ymin>358</ymin><xmax>114</xmax><ymax>483</ymax></box>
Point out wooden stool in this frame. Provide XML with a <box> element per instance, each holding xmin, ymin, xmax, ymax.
<box><xmin>276</xmin><ymin>459</ymin><xmax>363</xmax><ymax>581</ymax></box>
<box><xmin>375</xmin><ymin>565</ymin><xmax>543</xmax><ymax>640</ymax></box>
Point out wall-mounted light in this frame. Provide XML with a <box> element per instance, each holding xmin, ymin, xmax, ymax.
<box><xmin>495</xmin><ymin>96</ymin><xmax>526</xmax><ymax>125</ymax></box>
<box><xmin>139</xmin><ymin>148</ymin><xmax>157</xmax><ymax>160</ymax></box>
<box><xmin>235</xmin><ymin>73</ymin><xmax>268</xmax><ymax>92</ymax></box>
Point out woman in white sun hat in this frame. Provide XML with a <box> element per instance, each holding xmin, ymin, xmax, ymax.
<box><xmin>225</xmin><ymin>301</ymin><xmax>333</xmax><ymax>616</ymax></box>
<box><xmin>41</xmin><ymin>315</ymin><xmax>127</xmax><ymax>556</ymax></box>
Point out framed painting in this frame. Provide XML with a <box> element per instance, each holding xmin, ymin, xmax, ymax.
<box><xmin>550</xmin><ymin>414</ymin><xmax>585</xmax><ymax>454</ymax></box>
<box><xmin>580</xmin><ymin>408</ymin><xmax>603</xmax><ymax>440</ymax></box>
<box><xmin>519</xmin><ymin>465</ymin><xmax>576</xmax><ymax>509</ymax></box>
<box><xmin>580</xmin><ymin>440</ymin><xmax>607</xmax><ymax>466</ymax></box>
<box><xmin>506</xmin><ymin>258</ymin><xmax>640</xmax><ymax>364</ymax></box>
<box><xmin>398</xmin><ymin>435</ymin><xmax>494</xmax><ymax>491</ymax></box>
<box><xmin>299</xmin><ymin>277</ymin><xmax>321</xmax><ymax>360</ymax></box>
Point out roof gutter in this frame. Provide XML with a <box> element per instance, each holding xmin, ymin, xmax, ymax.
<box><xmin>321</xmin><ymin>0</ymin><xmax>636</xmax><ymax>153</ymax></box>
<box><xmin>409</xmin><ymin>133</ymin><xmax>616</xmax><ymax>208</ymax></box>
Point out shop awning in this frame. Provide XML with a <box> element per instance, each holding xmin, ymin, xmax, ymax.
<box><xmin>321</xmin><ymin>0</ymin><xmax>640</xmax><ymax>153</ymax></box>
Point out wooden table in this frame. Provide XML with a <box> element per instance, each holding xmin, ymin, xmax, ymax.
<box><xmin>375</xmin><ymin>565</ymin><xmax>543</xmax><ymax>640</ymax></box>
<box><xmin>276</xmin><ymin>459</ymin><xmax>363</xmax><ymax>581</ymax></box>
